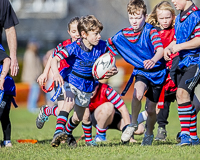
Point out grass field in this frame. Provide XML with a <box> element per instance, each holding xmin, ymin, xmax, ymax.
<box><xmin>0</xmin><ymin>102</ymin><xmax>200</xmax><ymax>160</ymax></box>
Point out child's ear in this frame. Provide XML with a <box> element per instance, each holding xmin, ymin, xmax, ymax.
<box><xmin>145</xmin><ymin>14</ymin><xmax>148</xmax><ymax>19</ymax></box>
<box><xmin>81</xmin><ymin>31</ymin><xmax>87</xmax><ymax>38</ymax></box>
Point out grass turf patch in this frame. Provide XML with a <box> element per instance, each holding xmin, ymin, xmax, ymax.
<box><xmin>0</xmin><ymin>102</ymin><xmax>200</xmax><ymax>160</ymax></box>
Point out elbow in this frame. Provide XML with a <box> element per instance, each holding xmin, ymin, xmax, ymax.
<box><xmin>4</xmin><ymin>58</ymin><xmax>11</xmax><ymax>67</ymax></box>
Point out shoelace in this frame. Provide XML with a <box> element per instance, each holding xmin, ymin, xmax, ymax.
<box><xmin>89</xmin><ymin>140</ymin><xmax>97</xmax><ymax>145</ymax></box>
<box><xmin>39</xmin><ymin>112</ymin><xmax>49</xmax><ymax>123</ymax></box>
<box><xmin>144</xmin><ymin>135</ymin><xmax>153</xmax><ymax>144</ymax></box>
<box><xmin>180</xmin><ymin>134</ymin><xmax>189</xmax><ymax>140</ymax></box>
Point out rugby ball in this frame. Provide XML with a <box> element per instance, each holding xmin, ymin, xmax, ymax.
<box><xmin>92</xmin><ymin>53</ymin><xmax>115</xmax><ymax>79</ymax></box>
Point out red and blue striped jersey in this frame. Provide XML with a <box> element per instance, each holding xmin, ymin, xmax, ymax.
<box><xmin>174</xmin><ymin>4</ymin><xmax>200</xmax><ymax>41</ymax></box>
<box><xmin>89</xmin><ymin>83</ymin><xmax>124</xmax><ymax>112</ymax></box>
<box><xmin>122</xmin><ymin>26</ymin><xmax>163</xmax><ymax>50</ymax></box>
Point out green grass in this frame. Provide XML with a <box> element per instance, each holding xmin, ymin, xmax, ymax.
<box><xmin>0</xmin><ymin>102</ymin><xmax>200</xmax><ymax>160</ymax></box>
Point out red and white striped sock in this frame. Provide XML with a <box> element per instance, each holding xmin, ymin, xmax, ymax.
<box><xmin>44</xmin><ymin>105</ymin><xmax>58</xmax><ymax>116</ymax></box>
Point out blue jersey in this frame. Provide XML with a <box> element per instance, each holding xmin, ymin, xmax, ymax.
<box><xmin>0</xmin><ymin>65</ymin><xmax>15</xmax><ymax>96</ymax></box>
<box><xmin>107</xmin><ymin>23</ymin><xmax>166</xmax><ymax>85</ymax></box>
<box><xmin>175</xmin><ymin>10</ymin><xmax>200</xmax><ymax>68</ymax></box>
<box><xmin>0</xmin><ymin>44</ymin><xmax>5</xmax><ymax>51</ymax></box>
<box><xmin>56</xmin><ymin>39</ymin><xmax>107</xmax><ymax>93</ymax></box>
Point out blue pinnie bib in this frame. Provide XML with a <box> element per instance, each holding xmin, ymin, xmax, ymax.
<box><xmin>64</xmin><ymin>40</ymin><xmax>107</xmax><ymax>93</ymax></box>
<box><xmin>175</xmin><ymin>10</ymin><xmax>200</xmax><ymax>68</ymax></box>
<box><xmin>0</xmin><ymin>44</ymin><xmax>5</xmax><ymax>51</ymax></box>
<box><xmin>108</xmin><ymin>23</ymin><xmax>166</xmax><ymax>85</ymax></box>
<box><xmin>0</xmin><ymin>65</ymin><xmax>16</xmax><ymax>96</ymax></box>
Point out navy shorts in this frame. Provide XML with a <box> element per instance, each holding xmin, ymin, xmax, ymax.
<box><xmin>176</xmin><ymin>64</ymin><xmax>199</xmax><ymax>99</ymax></box>
<box><xmin>135</xmin><ymin>74</ymin><xmax>163</xmax><ymax>103</ymax></box>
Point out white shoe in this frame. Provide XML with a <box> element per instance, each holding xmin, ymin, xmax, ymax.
<box><xmin>121</xmin><ymin>123</ymin><xmax>138</xmax><ymax>142</ymax></box>
<box><xmin>2</xmin><ymin>141</ymin><xmax>12</xmax><ymax>147</ymax></box>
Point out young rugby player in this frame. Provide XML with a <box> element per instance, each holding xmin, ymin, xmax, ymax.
<box><xmin>50</xmin><ymin>15</ymin><xmax>118</xmax><ymax>147</ymax></box>
<box><xmin>164</xmin><ymin>0</ymin><xmax>200</xmax><ymax>146</ymax></box>
<box><xmin>107</xmin><ymin>0</ymin><xmax>166</xmax><ymax>145</ymax></box>
<box><xmin>89</xmin><ymin>83</ymin><xmax>145</xmax><ymax>142</ymax></box>
<box><xmin>36</xmin><ymin>17</ymin><xmax>80</xmax><ymax>146</ymax></box>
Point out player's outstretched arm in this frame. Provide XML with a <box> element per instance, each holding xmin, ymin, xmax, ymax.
<box><xmin>37</xmin><ymin>55</ymin><xmax>53</xmax><ymax>86</ymax></box>
<box><xmin>118</xmin><ymin>104</ymin><xmax>131</xmax><ymax>127</ymax></box>
<box><xmin>50</xmin><ymin>56</ymin><xmax>63</xmax><ymax>87</ymax></box>
<box><xmin>164</xmin><ymin>40</ymin><xmax>176</xmax><ymax>61</ymax></box>
<box><xmin>172</xmin><ymin>37</ymin><xmax>200</xmax><ymax>53</ymax></box>
<box><xmin>144</xmin><ymin>47</ymin><xmax>164</xmax><ymax>69</ymax></box>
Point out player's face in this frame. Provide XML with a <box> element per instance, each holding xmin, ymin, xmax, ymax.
<box><xmin>84</xmin><ymin>29</ymin><xmax>101</xmax><ymax>47</ymax></box>
<box><xmin>157</xmin><ymin>9</ymin><xmax>173</xmax><ymax>29</ymax></box>
<box><xmin>128</xmin><ymin>10</ymin><xmax>146</xmax><ymax>31</ymax></box>
<box><xmin>171</xmin><ymin>0</ymin><xmax>187</xmax><ymax>11</ymax></box>
<box><xmin>68</xmin><ymin>22</ymin><xmax>80</xmax><ymax>42</ymax></box>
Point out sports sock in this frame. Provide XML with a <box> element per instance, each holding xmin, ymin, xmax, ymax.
<box><xmin>190</xmin><ymin>106</ymin><xmax>198</xmax><ymax>139</ymax></box>
<box><xmin>54</xmin><ymin>111</ymin><xmax>68</xmax><ymax>135</ymax></box>
<box><xmin>137</xmin><ymin>111</ymin><xmax>147</xmax><ymax>124</ymax></box>
<box><xmin>178</xmin><ymin>102</ymin><xmax>192</xmax><ymax>136</ymax></box>
<box><xmin>96</xmin><ymin>124</ymin><xmax>106</xmax><ymax>136</ymax></box>
<box><xmin>44</xmin><ymin>105</ymin><xmax>58</xmax><ymax>116</ymax></box>
<box><xmin>65</xmin><ymin>117</ymin><xmax>79</xmax><ymax>135</ymax></box>
<box><xmin>82</xmin><ymin>122</ymin><xmax>92</xmax><ymax>142</ymax></box>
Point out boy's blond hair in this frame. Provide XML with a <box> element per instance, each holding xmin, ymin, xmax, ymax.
<box><xmin>78</xmin><ymin>15</ymin><xmax>103</xmax><ymax>36</ymax></box>
<box><xmin>127</xmin><ymin>0</ymin><xmax>147</xmax><ymax>16</ymax></box>
<box><xmin>146</xmin><ymin>1</ymin><xmax>175</xmax><ymax>28</ymax></box>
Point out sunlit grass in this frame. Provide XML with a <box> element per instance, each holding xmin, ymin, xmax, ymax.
<box><xmin>0</xmin><ymin>102</ymin><xmax>200</xmax><ymax>160</ymax></box>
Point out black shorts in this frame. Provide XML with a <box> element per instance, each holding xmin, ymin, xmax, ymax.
<box><xmin>91</xmin><ymin>108</ymin><xmax>122</xmax><ymax>130</ymax></box>
<box><xmin>135</xmin><ymin>74</ymin><xmax>163</xmax><ymax>103</ymax></box>
<box><xmin>176</xmin><ymin>64</ymin><xmax>199</xmax><ymax>99</ymax></box>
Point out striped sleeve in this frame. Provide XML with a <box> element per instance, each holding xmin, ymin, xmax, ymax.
<box><xmin>106</xmin><ymin>38</ymin><xmax>118</xmax><ymax>56</ymax></box>
<box><xmin>106</xmin><ymin>86</ymin><xmax>125</xmax><ymax>109</ymax></box>
<box><xmin>191</xmin><ymin>22</ymin><xmax>200</xmax><ymax>38</ymax></box>
<box><xmin>52</xmin><ymin>43</ymin><xmax>63</xmax><ymax>57</ymax></box>
<box><xmin>150</xmin><ymin>28</ymin><xmax>163</xmax><ymax>50</ymax></box>
<box><xmin>55</xmin><ymin>47</ymin><xmax>69</xmax><ymax>60</ymax></box>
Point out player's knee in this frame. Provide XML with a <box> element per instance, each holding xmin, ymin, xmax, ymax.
<box><xmin>146</xmin><ymin>107</ymin><xmax>156</xmax><ymax>116</ymax></box>
<box><xmin>176</xmin><ymin>89</ymin><xmax>189</xmax><ymax>101</ymax></box>
<box><xmin>103</xmin><ymin>102</ymin><xmax>114</xmax><ymax>114</ymax></box>
<box><xmin>82</xmin><ymin>114</ymin><xmax>90</xmax><ymax>123</ymax></box>
<box><xmin>96</xmin><ymin>102</ymin><xmax>114</xmax><ymax>117</ymax></box>
<box><xmin>72</xmin><ymin>115</ymin><xmax>82</xmax><ymax>124</ymax></box>
<box><xmin>73</xmin><ymin>118</ymin><xmax>81</xmax><ymax>124</ymax></box>
<box><xmin>133</xmin><ymin>93</ymin><xmax>143</xmax><ymax>101</ymax></box>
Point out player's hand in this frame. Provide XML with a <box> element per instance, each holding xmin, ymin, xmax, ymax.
<box><xmin>143</xmin><ymin>59</ymin><xmax>155</xmax><ymax>69</ymax></box>
<box><xmin>104</xmin><ymin>67</ymin><xmax>118</xmax><ymax>79</ymax></box>
<box><xmin>164</xmin><ymin>48</ymin><xmax>172</xmax><ymax>61</ymax></box>
<box><xmin>10</xmin><ymin>56</ymin><xmax>19</xmax><ymax>76</ymax></box>
<box><xmin>0</xmin><ymin>77</ymin><xmax>5</xmax><ymax>90</ymax></box>
<box><xmin>53</xmin><ymin>73</ymin><xmax>64</xmax><ymax>87</ymax></box>
<box><xmin>37</xmin><ymin>73</ymin><xmax>48</xmax><ymax>86</ymax></box>
<box><xmin>172</xmin><ymin>44</ymin><xmax>182</xmax><ymax>54</ymax></box>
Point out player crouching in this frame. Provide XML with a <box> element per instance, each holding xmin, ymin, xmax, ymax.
<box><xmin>90</xmin><ymin>82</ymin><xmax>144</xmax><ymax>143</ymax></box>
